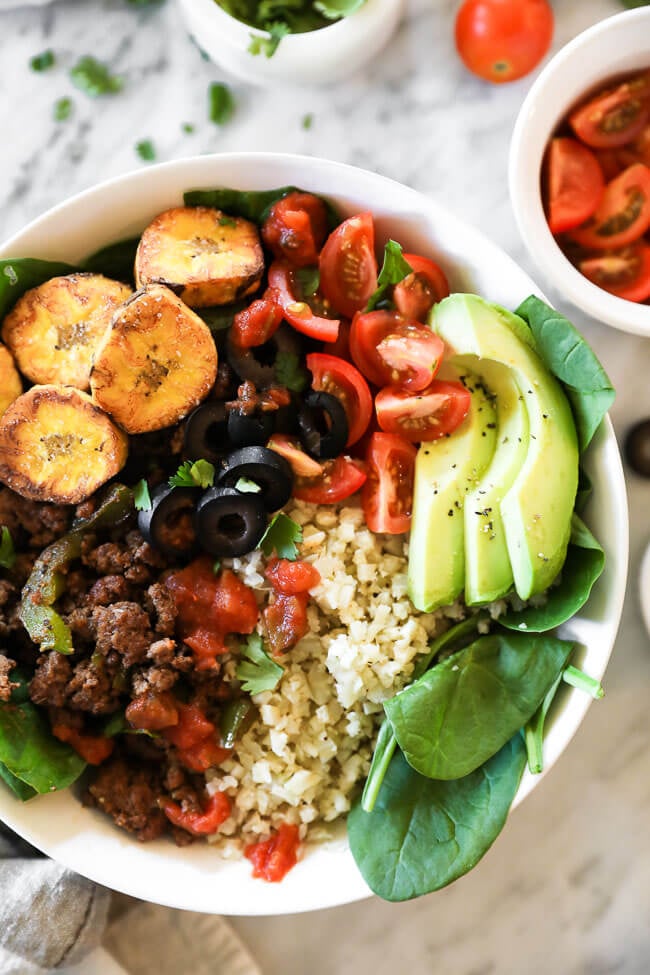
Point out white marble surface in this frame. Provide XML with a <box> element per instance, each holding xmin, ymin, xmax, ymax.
<box><xmin>1</xmin><ymin>0</ymin><xmax>649</xmax><ymax>972</ymax></box>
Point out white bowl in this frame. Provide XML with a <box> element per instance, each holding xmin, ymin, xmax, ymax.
<box><xmin>0</xmin><ymin>153</ymin><xmax>628</xmax><ymax>915</ymax></box>
<box><xmin>509</xmin><ymin>8</ymin><xmax>650</xmax><ymax>337</ymax></box>
<box><xmin>177</xmin><ymin>0</ymin><xmax>405</xmax><ymax>86</ymax></box>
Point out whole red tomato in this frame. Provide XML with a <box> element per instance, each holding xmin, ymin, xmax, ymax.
<box><xmin>455</xmin><ymin>0</ymin><xmax>554</xmax><ymax>84</ymax></box>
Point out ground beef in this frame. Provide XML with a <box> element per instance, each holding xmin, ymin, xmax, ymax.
<box><xmin>146</xmin><ymin>637</ymin><xmax>176</xmax><ymax>666</ymax></box>
<box><xmin>0</xmin><ymin>653</ymin><xmax>17</xmax><ymax>702</ymax></box>
<box><xmin>131</xmin><ymin>664</ymin><xmax>178</xmax><ymax>697</ymax></box>
<box><xmin>67</xmin><ymin>659</ymin><xmax>123</xmax><ymax>715</ymax></box>
<box><xmin>82</xmin><ymin>542</ymin><xmax>132</xmax><ymax>576</ymax></box>
<box><xmin>145</xmin><ymin>585</ymin><xmax>177</xmax><ymax>637</ymax></box>
<box><xmin>0</xmin><ymin>488</ymin><xmax>71</xmax><ymax>549</ymax></box>
<box><xmin>86</xmin><ymin>575</ymin><xmax>131</xmax><ymax>607</ymax></box>
<box><xmin>84</xmin><ymin>757</ymin><xmax>168</xmax><ymax>842</ymax></box>
<box><xmin>92</xmin><ymin>602</ymin><xmax>153</xmax><ymax>668</ymax></box>
<box><xmin>64</xmin><ymin>606</ymin><xmax>95</xmax><ymax>643</ymax></box>
<box><xmin>29</xmin><ymin>652</ymin><xmax>73</xmax><ymax>709</ymax></box>
<box><xmin>0</xmin><ymin>579</ymin><xmax>15</xmax><ymax>608</ymax></box>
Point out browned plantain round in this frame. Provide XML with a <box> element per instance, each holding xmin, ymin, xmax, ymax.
<box><xmin>0</xmin><ymin>385</ymin><xmax>128</xmax><ymax>503</ymax></box>
<box><xmin>0</xmin><ymin>344</ymin><xmax>22</xmax><ymax>418</ymax></box>
<box><xmin>134</xmin><ymin>206</ymin><xmax>264</xmax><ymax>307</ymax></box>
<box><xmin>89</xmin><ymin>284</ymin><xmax>218</xmax><ymax>434</ymax></box>
<box><xmin>1</xmin><ymin>273</ymin><xmax>131</xmax><ymax>390</ymax></box>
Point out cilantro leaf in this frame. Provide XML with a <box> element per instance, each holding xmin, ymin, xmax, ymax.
<box><xmin>275</xmin><ymin>350</ymin><xmax>308</xmax><ymax>393</ymax></box>
<box><xmin>182</xmin><ymin>122</ymin><xmax>195</xmax><ymax>134</ymax></box>
<box><xmin>235</xmin><ymin>633</ymin><xmax>284</xmax><ymax>695</ymax></box>
<box><xmin>70</xmin><ymin>56</ymin><xmax>123</xmax><ymax>98</ymax></box>
<box><xmin>248</xmin><ymin>22</ymin><xmax>290</xmax><ymax>57</ymax></box>
<box><xmin>169</xmin><ymin>459</ymin><xmax>216</xmax><ymax>489</ymax></box>
<box><xmin>30</xmin><ymin>50</ymin><xmax>55</xmax><ymax>72</ymax></box>
<box><xmin>365</xmin><ymin>240</ymin><xmax>413</xmax><ymax>312</ymax></box>
<box><xmin>235</xmin><ymin>477</ymin><xmax>262</xmax><ymax>494</ymax></box>
<box><xmin>302</xmin><ymin>112</ymin><xmax>314</xmax><ymax>130</ymax></box>
<box><xmin>136</xmin><ymin>139</ymin><xmax>156</xmax><ymax>162</ymax></box>
<box><xmin>314</xmin><ymin>0</ymin><xmax>365</xmax><ymax>18</ymax></box>
<box><xmin>0</xmin><ymin>527</ymin><xmax>15</xmax><ymax>570</ymax></box>
<box><xmin>53</xmin><ymin>97</ymin><xmax>73</xmax><ymax>122</ymax></box>
<box><xmin>209</xmin><ymin>82</ymin><xmax>235</xmax><ymax>125</ymax></box>
<box><xmin>133</xmin><ymin>479</ymin><xmax>152</xmax><ymax>512</ymax></box>
<box><xmin>259</xmin><ymin>512</ymin><xmax>302</xmax><ymax>560</ymax></box>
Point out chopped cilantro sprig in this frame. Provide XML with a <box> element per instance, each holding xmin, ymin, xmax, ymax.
<box><xmin>365</xmin><ymin>240</ymin><xmax>413</xmax><ymax>312</ymax></box>
<box><xmin>236</xmin><ymin>633</ymin><xmax>284</xmax><ymax>695</ymax></box>
<box><xmin>259</xmin><ymin>512</ymin><xmax>302</xmax><ymax>560</ymax></box>
<box><xmin>70</xmin><ymin>56</ymin><xmax>123</xmax><ymax>98</ymax></box>
<box><xmin>169</xmin><ymin>459</ymin><xmax>216</xmax><ymax>489</ymax></box>
<box><xmin>133</xmin><ymin>479</ymin><xmax>152</xmax><ymax>511</ymax></box>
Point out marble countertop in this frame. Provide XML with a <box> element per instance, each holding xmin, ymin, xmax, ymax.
<box><xmin>1</xmin><ymin>0</ymin><xmax>649</xmax><ymax>972</ymax></box>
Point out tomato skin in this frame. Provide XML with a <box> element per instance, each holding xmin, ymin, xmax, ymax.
<box><xmin>244</xmin><ymin>823</ymin><xmax>301</xmax><ymax>882</ymax></box>
<box><xmin>570</xmin><ymin>83</ymin><xmax>649</xmax><ymax>150</ymax></box>
<box><xmin>263</xmin><ymin>592</ymin><xmax>309</xmax><ymax>654</ymax></box>
<box><xmin>293</xmin><ymin>455</ymin><xmax>367</xmax><ymax>504</ymax></box>
<box><xmin>267</xmin><ymin>262</ymin><xmax>340</xmax><ymax>342</ymax></box>
<box><xmin>393</xmin><ymin>254</ymin><xmax>450</xmax><ymax>321</ymax></box>
<box><xmin>569</xmin><ymin>163</ymin><xmax>650</xmax><ymax>251</ymax></box>
<box><xmin>455</xmin><ymin>0</ymin><xmax>553</xmax><ymax>84</ymax></box>
<box><xmin>306</xmin><ymin>352</ymin><xmax>373</xmax><ymax>446</ymax></box>
<box><xmin>265</xmin><ymin>558</ymin><xmax>321</xmax><ymax>595</ymax></box>
<box><xmin>51</xmin><ymin>724</ymin><xmax>114</xmax><ymax>765</ymax></box>
<box><xmin>375</xmin><ymin>381</ymin><xmax>472</xmax><ymax>442</ymax></box>
<box><xmin>349</xmin><ymin>310</ymin><xmax>410</xmax><ymax>387</ymax></box>
<box><xmin>375</xmin><ymin>324</ymin><xmax>446</xmax><ymax>393</ymax></box>
<box><xmin>261</xmin><ymin>192</ymin><xmax>328</xmax><ymax>267</ymax></box>
<box><xmin>361</xmin><ymin>432</ymin><xmax>417</xmax><ymax>535</ymax></box>
<box><xmin>546</xmin><ymin>137</ymin><xmax>605</xmax><ymax>234</ymax></box>
<box><xmin>231</xmin><ymin>291</ymin><xmax>283</xmax><ymax>349</ymax></box>
<box><xmin>319</xmin><ymin>213</ymin><xmax>378</xmax><ymax>318</ymax></box>
<box><xmin>163</xmin><ymin>792</ymin><xmax>231</xmax><ymax>836</ymax></box>
<box><xmin>267</xmin><ymin>434</ymin><xmax>324</xmax><ymax>478</ymax></box>
<box><xmin>579</xmin><ymin>243</ymin><xmax>650</xmax><ymax>303</ymax></box>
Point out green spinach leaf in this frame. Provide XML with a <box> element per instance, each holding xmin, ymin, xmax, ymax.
<box><xmin>516</xmin><ymin>296</ymin><xmax>615</xmax><ymax>453</ymax></box>
<box><xmin>575</xmin><ymin>465</ymin><xmax>592</xmax><ymax>514</ymax></box>
<box><xmin>0</xmin><ymin>763</ymin><xmax>37</xmax><ymax>801</ymax></box>
<box><xmin>385</xmin><ymin>631</ymin><xmax>573</xmax><ymax>780</ymax></box>
<box><xmin>0</xmin><ymin>700</ymin><xmax>86</xmax><ymax>795</ymax></box>
<box><xmin>348</xmin><ymin>734</ymin><xmax>526</xmax><ymax>902</ymax></box>
<box><xmin>365</xmin><ymin>240</ymin><xmax>413</xmax><ymax>312</ymax></box>
<box><xmin>183</xmin><ymin>185</ymin><xmax>340</xmax><ymax>229</ymax></box>
<box><xmin>499</xmin><ymin>514</ymin><xmax>604</xmax><ymax>633</ymax></box>
<box><xmin>197</xmin><ymin>300</ymin><xmax>248</xmax><ymax>334</ymax></box>
<box><xmin>0</xmin><ymin>259</ymin><xmax>77</xmax><ymax>319</ymax></box>
<box><xmin>83</xmin><ymin>237</ymin><xmax>140</xmax><ymax>283</ymax></box>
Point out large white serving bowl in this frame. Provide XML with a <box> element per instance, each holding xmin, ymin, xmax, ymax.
<box><xmin>509</xmin><ymin>8</ymin><xmax>650</xmax><ymax>337</ymax></box>
<box><xmin>0</xmin><ymin>154</ymin><xmax>628</xmax><ymax>915</ymax></box>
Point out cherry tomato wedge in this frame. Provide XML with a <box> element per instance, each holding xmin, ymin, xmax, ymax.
<box><xmin>231</xmin><ymin>290</ymin><xmax>283</xmax><ymax>349</ymax></box>
<box><xmin>349</xmin><ymin>310</ymin><xmax>410</xmax><ymax>386</ymax></box>
<box><xmin>545</xmin><ymin>137</ymin><xmax>605</xmax><ymax>234</ymax></box>
<box><xmin>267</xmin><ymin>434</ymin><xmax>324</xmax><ymax>478</ymax></box>
<box><xmin>267</xmin><ymin>262</ymin><xmax>340</xmax><ymax>342</ymax></box>
<box><xmin>570</xmin><ymin>77</ymin><xmax>650</xmax><ymax>150</ymax></box>
<box><xmin>617</xmin><ymin>125</ymin><xmax>650</xmax><ymax>170</ymax></box>
<box><xmin>579</xmin><ymin>242</ymin><xmax>650</xmax><ymax>303</ymax></box>
<box><xmin>569</xmin><ymin>163</ymin><xmax>650</xmax><ymax>251</ymax></box>
<box><xmin>261</xmin><ymin>192</ymin><xmax>328</xmax><ymax>267</ymax></box>
<box><xmin>376</xmin><ymin>324</ymin><xmax>445</xmax><ymax>393</ymax></box>
<box><xmin>361</xmin><ymin>432</ymin><xmax>417</xmax><ymax>534</ymax></box>
<box><xmin>455</xmin><ymin>0</ymin><xmax>554</xmax><ymax>85</ymax></box>
<box><xmin>163</xmin><ymin>792</ymin><xmax>231</xmax><ymax>836</ymax></box>
<box><xmin>393</xmin><ymin>254</ymin><xmax>450</xmax><ymax>321</ymax></box>
<box><xmin>375</xmin><ymin>381</ymin><xmax>472</xmax><ymax>442</ymax></box>
<box><xmin>306</xmin><ymin>352</ymin><xmax>372</xmax><ymax>446</ymax></box>
<box><xmin>293</xmin><ymin>455</ymin><xmax>367</xmax><ymax>504</ymax></box>
<box><xmin>319</xmin><ymin>213</ymin><xmax>378</xmax><ymax>318</ymax></box>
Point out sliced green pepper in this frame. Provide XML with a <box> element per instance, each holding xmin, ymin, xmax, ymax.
<box><xmin>220</xmin><ymin>698</ymin><xmax>253</xmax><ymax>749</ymax></box>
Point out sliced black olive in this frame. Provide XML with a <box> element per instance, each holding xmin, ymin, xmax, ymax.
<box><xmin>226</xmin><ymin>324</ymin><xmax>303</xmax><ymax>385</ymax></box>
<box><xmin>195</xmin><ymin>486</ymin><xmax>268</xmax><ymax>557</ymax></box>
<box><xmin>227</xmin><ymin>409</ymin><xmax>275</xmax><ymax>448</ymax></box>
<box><xmin>625</xmin><ymin>418</ymin><xmax>650</xmax><ymax>477</ymax></box>
<box><xmin>184</xmin><ymin>402</ymin><xmax>229</xmax><ymax>464</ymax></box>
<box><xmin>216</xmin><ymin>446</ymin><xmax>293</xmax><ymax>512</ymax></box>
<box><xmin>298</xmin><ymin>391</ymin><xmax>348</xmax><ymax>459</ymax></box>
<box><xmin>137</xmin><ymin>484</ymin><xmax>198</xmax><ymax>559</ymax></box>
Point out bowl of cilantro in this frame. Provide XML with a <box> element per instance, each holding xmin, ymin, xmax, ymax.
<box><xmin>177</xmin><ymin>0</ymin><xmax>405</xmax><ymax>86</ymax></box>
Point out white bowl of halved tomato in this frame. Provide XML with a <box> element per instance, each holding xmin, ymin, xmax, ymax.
<box><xmin>509</xmin><ymin>7</ymin><xmax>650</xmax><ymax>336</ymax></box>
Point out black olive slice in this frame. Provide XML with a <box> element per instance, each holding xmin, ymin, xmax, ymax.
<box><xmin>183</xmin><ymin>402</ymin><xmax>229</xmax><ymax>465</ymax></box>
<box><xmin>137</xmin><ymin>484</ymin><xmax>198</xmax><ymax>559</ymax></box>
<box><xmin>298</xmin><ymin>391</ymin><xmax>348</xmax><ymax>459</ymax></box>
<box><xmin>625</xmin><ymin>418</ymin><xmax>650</xmax><ymax>477</ymax></box>
<box><xmin>216</xmin><ymin>446</ymin><xmax>293</xmax><ymax>512</ymax></box>
<box><xmin>226</xmin><ymin>324</ymin><xmax>304</xmax><ymax>385</ymax></box>
<box><xmin>195</xmin><ymin>486</ymin><xmax>268</xmax><ymax>557</ymax></box>
<box><xmin>227</xmin><ymin>410</ymin><xmax>275</xmax><ymax>448</ymax></box>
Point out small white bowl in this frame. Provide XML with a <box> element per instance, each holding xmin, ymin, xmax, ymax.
<box><xmin>509</xmin><ymin>8</ymin><xmax>650</xmax><ymax>337</ymax></box>
<box><xmin>177</xmin><ymin>0</ymin><xmax>405</xmax><ymax>86</ymax></box>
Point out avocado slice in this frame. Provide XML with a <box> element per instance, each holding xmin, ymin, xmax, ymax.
<box><xmin>407</xmin><ymin>368</ymin><xmax>497</xmax><ymax>612</ymax></box>
<box><xmin>433</xmin><ymin>294</ymin><xmax>579</xmax><ymax>601</ymax></box>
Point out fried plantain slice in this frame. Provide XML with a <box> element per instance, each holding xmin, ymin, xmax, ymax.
<box><xmin>0</xmin><ymin>385</ymin><xmax>128</xmax><ymax>503</ymax></box>
<box><xmin>134</xmin><ymin>206</ymin><xmax>264</xmax><ymax>307</ymax></box>
<box><xmin>90</xmin><ymin>284</ymin><xmax>218</xmax><ymax>434</ymax></box>
<box><xmin>0</xmin><ymin>344</ymin><xmax>22</xmax><ymax>418</ymax></box>
<box><xmin>1</xmin><ymin>273</ymin><xmax>132</xmax><ymax>390</ymax></box>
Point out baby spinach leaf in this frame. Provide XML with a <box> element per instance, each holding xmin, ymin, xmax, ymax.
<box><xmin>499</xmin><ymin>514</ymin><xmax>604</xmax><ymax>633</ymax></box>
<box><xmin>516</xmin><ymin>296</ymin><xmax>615</xmax><ymax>453</ymax></box>
<box><xmin>0</xmin><ymin>762</ymin><xmax>37</xmax><ymax>801</ymax></box>
<box><xmin>183</xmin><ymin>185</ymin><xmax>340</xmax><ymax>229</ymax></box>
<box><xmin>348</xmin><ymin>734</ymin><xmax>526</xmax><ymax>902</ymax></box>
<box><xmin>0</xmin><ymin>700</ymin><xmax>86</xmax><ymax>795</ymax></box>
<box><xmin>0</xmin><ymin>259</ymin><xmax>76</xmax><ymax>318</ymax></box>
<box><xmin>83</xmin><ymin>236</ymin><xmax>140</xmax><ymax>283</ymax></box>
<box><xmin>575</xmin><ymin>465</ymin><xmax>593</xmax><ymax>514</ymax></box>
<box><xmin>197</xmin><ymin>300</ymin><xmax>249</xmax><ymax>334</ymax></box>
<box><xmin>385</xmin><ymin>631</ymin><xmax>573</xmax><ymax>781</ymax></box>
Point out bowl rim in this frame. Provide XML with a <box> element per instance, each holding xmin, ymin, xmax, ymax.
<box><xmin>0</xmin><ymin>152</ymin><xmax>630</xmax><ymax>914</ymax></box>
<box><xmin>508</xmin><ymin>7</ymin><xmax>650</xmax><ymax>338</ymax></box>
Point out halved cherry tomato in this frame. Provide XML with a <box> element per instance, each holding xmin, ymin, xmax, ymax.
<box><xmin>261</xmin><ymin>192</ymin><xmax>328</xmax><ymax>267</ymax></box>
<box><xmin>579</xmin><ymin>242</ymin><xmax>650</xmax><ymax>303</ymax></box>
<box><xmin>231</xmin><ymin>290</ymin><xmax>283</xmax><ymax>349</ymax></box>
<box><xmin>267</xmin><ymin>262</ymin><xmax>340</xmax><ymax>342</ymax></box>
<box><xmin>306</xmin><ymin>352</ymin><xmax>372</xmax><ymax>445</ymax></box>
<box><xmin>376</xmin><ymin>324</ymin><xmax>445</xmax><ymax>392</ymax></box>
<box><xmin>594</xmin><ymin>148</ymin><xmax>624</xmax><ymax>182</ymax></box>
<box><xmin>163</xmin><ymin>791</ymin><xmax>231</xmax><ymax>836</ymax></box>
<box><xmin>545</xmin><ymin>137</ymin><xmax>605</xmax><ymax>234</ymax></box>
<box><xmin>570</xmin><ymin>75</ymin><xmax>650</xmax><ymax>150</ymax></box>
<box><xmin>51</xmin><ymin>724</ymin><xmax>114</xmax><ymax>766</ymax></box>
<box><xmin>361</xmin><ymin>432</ymin><xmax>417</xmax><ymax>534</ymax></box>
<box><xmin>617</xmin><ymin>125</ymin><xmax>650</xmax><ymax>170</ymax></box>
<box><xmin>267</xmin><ymin>434</ymin><xmax>324</xmax><ymax>478</ymax></box>
<box><xmin>244</xmin><ymin>823</ymin><xmax>301</xmax><ymax>882</ymax></box>
<box><xmin>393</xmin><ymin>254</ymin><xmax>450</xmax><ymax>321</ymax></box>
<box><xmin>265</xmin><ymin>558</ymin><xmax>321</xmax><ymax>595</ymax></box>
<box><xmin>319</xmin><ymin>213</ymin><xmax>378</xmax><ymax>318</ymax></box>
<box><xmin>321</xmin><ymin>318</ymin><xmax>351</xmax><ymax>360</ymax></box>
<box><xmin>569</xmin><ymin>163</ymin><xmax>650</xmax><ymax>251</ymax></box>
<box><xmin>263</xmin><ymin>591</ymin><xmax>309</xmax><ymax>654</ymax></box>
<box><xmin>349</xmin><ymin>310</ymin><xmax>407</xmax><ymax>386</ymax></box>
<box><xmin>293</xmin><ymin>455</ymin><xmax>367</xmax><ymax>503</ymax></box>
<box><xmin>375</xmin><ymin>381</ymin><xmax>472</xmax><ymax>442</ymax></box>
<box><xmin>455</xmin><ymin>0</ymin><xmax>554</xmax><ymax>85</ymax></box>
